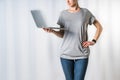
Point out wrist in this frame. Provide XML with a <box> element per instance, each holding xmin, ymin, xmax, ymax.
<box><xmin>92</xmin><ymin>39</ymin><xmax>96</xmax><ymax>43</ymax></box>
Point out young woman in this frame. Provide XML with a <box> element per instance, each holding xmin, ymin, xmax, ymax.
<box><xmin>43</xmin><ymin>0</ymin><xmax>103</xmax><ymax>80</ymax></box>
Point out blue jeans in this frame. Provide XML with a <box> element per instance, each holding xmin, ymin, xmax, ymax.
<box><xmin>60</xmin><ymin>58</ymin><xmax>88</xmax><ymax>80</ymax></box>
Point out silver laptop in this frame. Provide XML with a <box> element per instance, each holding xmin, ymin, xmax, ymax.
<box><xmin>31</xmin><ymin>10</ymin><xmax>64</xmax><ymax>30</ymax></box>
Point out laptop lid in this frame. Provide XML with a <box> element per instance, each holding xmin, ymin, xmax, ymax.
<box><xmin>31</xmin><ymin>10</ymin><xmax>47</xmax><ymax>28</ymax></box>
<box><xmin>31</xmin><ymin>10</ymin><xmax>65</xmax><ymax>30</ymax></box>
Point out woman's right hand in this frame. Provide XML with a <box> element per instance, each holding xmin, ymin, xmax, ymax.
<box><xmin>43</xmin><ymin>28</ymin><xmax>55</xmax><ymax>33</ymax></box>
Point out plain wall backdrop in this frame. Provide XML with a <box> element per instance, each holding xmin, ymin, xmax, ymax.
<box><xmin>0</xmin><ymin>0</ymin><xmax>120</xmax><ymax>80</ymax></box>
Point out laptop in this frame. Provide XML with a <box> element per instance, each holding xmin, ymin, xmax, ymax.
<box><xmin>31</xmin><ymin>10</ymin><xmax>65</xmax><ymax>30</ymax></box>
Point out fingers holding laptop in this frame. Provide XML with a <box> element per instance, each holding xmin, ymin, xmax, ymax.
<box><xmin>43</xmin><ymin>28</ymin><xmax>55</xmax><ymax>33</ymax></box>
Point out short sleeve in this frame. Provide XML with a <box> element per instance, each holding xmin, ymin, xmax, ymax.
<box><xmin>57</xmin><ymin>12</ymin><xmax>64</xmax><ymax>28</ymax></box>
<box><xmin>88</xmin><ymin>10</ymin><xmax>96</xmax><ymax>25</ymax></box>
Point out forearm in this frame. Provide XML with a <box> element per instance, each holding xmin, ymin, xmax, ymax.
<box><xmin>93</xmin><ymin>27</ymin><xmax>102</xmax><ymax>41</ymax></box>
<box><xmin>52</xmin><ymin>30</ymin><xmax>64</xmax><ymax>38</ymax></box>
<box><xmin>82</xmin><ymin>20</ymin><xmax>103</xmax><ymax>47</ymax></box>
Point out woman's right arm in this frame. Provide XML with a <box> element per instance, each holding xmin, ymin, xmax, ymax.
<box><xmin>43</xmin><ymin>28</ymin><xmax>64</xmax><ymax>38</ymax></box>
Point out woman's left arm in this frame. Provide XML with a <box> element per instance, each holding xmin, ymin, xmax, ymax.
<box><xmin>92</xmin><ymin>19</ymin><xmax>103</xmax><ymax>41</ymax></box>
<box><xmin>82</xmin><ymin>19</ymin><xmax>103</xmax><ymax>47</ymax></box>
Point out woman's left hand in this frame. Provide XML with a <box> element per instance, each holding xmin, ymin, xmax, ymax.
<box><xmin>82</xmin><ymin>41</ymin><xmax>95</xmax><ymax>48</ymax></box>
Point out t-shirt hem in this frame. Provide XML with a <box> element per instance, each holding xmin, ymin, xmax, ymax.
<box><xmin>60</xmin><ymin>55</ymin><xmax>89</xmax><ymax>60</ymax></box>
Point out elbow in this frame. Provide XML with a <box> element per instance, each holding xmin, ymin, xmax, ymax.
<box><xmin>94</xmin><ymin>20</ymin><xmax>103</xmax><ymax>33</ymax></box>
<box><xmin>60</xmin><ymin>31</ymin><xmax>64</xmax><ymax>38</ymax></box>
<box><xmin>60</xmin><ymin>34</ymin><xmax>64</xmax><ymax>38</ymax></box>
<box><xmin>96</xmin><ymin>23</ymin><xmax>103</xmax><ymax>33</ymax></box>
<box><xmin>100</xmin><ymin>26</ymin><xmax>103</xmax><ymax>33</ymax></box>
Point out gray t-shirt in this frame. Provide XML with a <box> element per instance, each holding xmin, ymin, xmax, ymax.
<box><xmin>57</xmin><ymin>8</ymin><xmax>96</xmax><ymax>59</ymax></box>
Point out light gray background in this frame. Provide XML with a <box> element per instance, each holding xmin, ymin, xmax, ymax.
<box><xmin>0</xmin><ymin>0</ymin><xmax>120</xmax><ymax>80</ymax></box>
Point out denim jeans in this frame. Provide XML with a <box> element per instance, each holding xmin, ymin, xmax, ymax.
<box><xmin>60</xmin><ymin>58</ymin><xmax>88</xmax><ymax>80</ymax></box>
